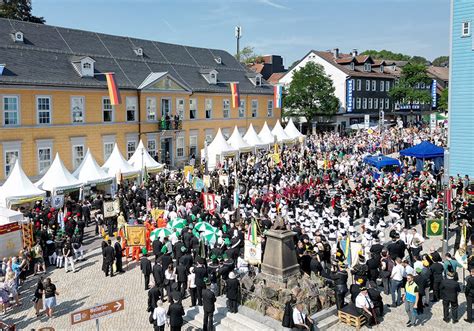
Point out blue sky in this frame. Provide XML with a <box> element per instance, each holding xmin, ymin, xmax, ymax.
<box><xmin>34</xmin><ymin>0</ymin><xmax>450</xmax><ymax>67</ymax></box>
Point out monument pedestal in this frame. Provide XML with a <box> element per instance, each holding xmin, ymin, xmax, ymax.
<box><xmin>260</xmin><ymin>230</ymin><xmax>300</xmax><ymax>287</ymax></box>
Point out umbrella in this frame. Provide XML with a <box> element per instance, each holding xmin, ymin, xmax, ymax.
<box><xmin>167</xmin><ymin>218</ymin><xmax>186</xmax><ymax>230</ymax></box>
<box><xmin>193</xmin><ymin>225</ymin><xmax>219</xmax><ymax>243</ymax></box>
<box><xmin>194</xmin><ymin>221</ymin><xmax>215</xmax><ymax>232</ymax></box>
<box><xmin>150</xmin><ymin>228</ymin><xmax>172</xmax><ymax>241</ymax></box>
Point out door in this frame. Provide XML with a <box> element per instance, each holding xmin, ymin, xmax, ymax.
<box><xmin>161</xmin><ymin>138</ymin><xmax>173</xmax><ymax>166</ymax></box>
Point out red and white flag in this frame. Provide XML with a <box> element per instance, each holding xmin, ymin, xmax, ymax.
<box><xmin>445</xmin><ymin>187</ymin><xmax>452</xmax><ymax>211</ymax></box>
<box><xmin>202</xmin><ymin>193</ymin><xmax>216</xmax><ymax>212</ymax></box>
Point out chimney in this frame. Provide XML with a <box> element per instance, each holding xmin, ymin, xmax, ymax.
<box><xmin>352</xmin><ymin>49</ymin><xmax>358</xmax><ymax>57</ymax></box>
<box><xmin>332</xmin><ymin>48</ymin><xmax>339</xmax><ymax>59</ymax></box>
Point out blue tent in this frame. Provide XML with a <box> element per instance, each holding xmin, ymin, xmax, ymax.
<box><xmin>363</xmin><ymin>155</ymin><xmax>401</xmax><ymax>169</ymax></box>
<box><xmin>400</xmin><ymin>141</ymin><xmax>444</xmax><ymax>171</ymax></box>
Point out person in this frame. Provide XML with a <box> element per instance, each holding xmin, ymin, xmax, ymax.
<box><xmin>465</xmin><ymin>267</ymin><xmax>474</xmax><ymax>323</ymax></box>
<box><xmin>176</xmin><ymin>261</ymin><xmax>188</xmax><ymax>299</ymax></box>
<box><xmin>148</xmin><ymin>283</ymin><xmax>162</xmax><ymax>313</ymax></box>
<box><xmin>390</xmin><ymin>257</ymin><xmax>404</xmax><ymax>307</ymax></box>
<box><xmin>164</xmin><ymin>264</ymin><xmax>176</xmax><ymax>302</ymax></box>
<box><xmin>152</xmin><ymin>300</ymin><xmax>167</xmax><ymax>331</ymax></box>
<box><xmin>330</xmin><ymin>263</ymin><xmax>348</xmax><ymax>310</ymax></box>
<box><xmin>103</xmin><ymin>239</ymin><xmax>115</xmax><ymax>277</ymax></box>
<box><xmin>402</xmin><ymin>273</ymin><xmax>419</xmax><ymax>327</ymax></box>
<box><xmin>440</xmin><ymin>269</ymin><xmax>461</xmax><ymax>323</ymax></box>
<box><xmin>355</xmin><ymin>287</ymin><xmax>375</xmax><ymax>326</ymax></box>
<box><xmin>195</xmin><ymin>262</ymin><xmax>207</xmax><ymax>306</ymax></box>
<box><xmin>167</xmin><ymin>295</ymin><xmax>185</xmax><ymax>331</ymax></box>
<box><xmin>430</xmin><ymin>256</ymin><xmax>444</xmax><ymax>302</ymax></box>
<box><xmin>4</xmin><ymin>271</ymin><xmax>20</xmax><ymax>307</ymax></box>
<box><xmin>114</xmin><ymin>236</ymin><xmax>125</xmax><ymax>273</ymax></box>
<box><xmin>43</xmin><ymin>278</ymin><xmax>59</xmax><ymax>318</ymax></box>
<box><xmin>63</xmin><ymin>238</ymin><xmax>75</xmax><ymax>273</ymax></box>
<box><xmin>140</xmin><ymin>249</ymin><xmax>152</xmax><ymax>290</ymax></box>
<box><xmin>33</xmin><ymin>276</ymin><xmax>44</xmax><ymax>317</ymax></box>
<box><xmin>153</xmin><ymin>258</ymin><xmax>164</xmax><ymax>299</ymax></box>
<box><xmin>226</xmin><ymin>271</ymin><xmax>240</xmax><ymax>313</ymax></box>
<box><xmin>32</xmin><ymin>239</ymin><xmax>46</xmax><ymax>275</ymax></box>
<box><xmin>292</xmin><ymin>303</ymin><xmax>314</xmax><ymax>330</ymax></box>
<box><xmin>202</xmin><ymin>278</ymin><xmax>216</xmax><ymax>331</ymax></box>
<box><xmin>188</xmin><ymin>266</ymin><xmax>197</xmax><ymax>307</ymax></box>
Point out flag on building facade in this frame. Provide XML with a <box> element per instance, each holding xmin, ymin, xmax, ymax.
<box><xmin>104</xmin><ymin>72</ymin><xmax>122</xmax><ymax>105</ymax></box>
<box><xmin>273</xmin><ymin>85</ymin><xmax>283</xmax><ymax>108</ymax></box>
<box><xmin>230</xmin><ymin>82</ymin><xmax>240</xmax><ymax>108</ymax></box>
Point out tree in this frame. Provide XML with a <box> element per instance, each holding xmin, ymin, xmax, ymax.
<box><xmin>389</xmin><ymin>63</ymin><xmax>432</xmax><ymax>111</ymax></box>
<box><xmin>410</xmin><ymin>56</ymin><xmax>429</xmax><ymax>65</ymax></box>
<box><xmin>438</xmin><ymin>87</ymin><xmax>448</xmax><ymax>111</ymax></box>
<box><xmin>283</xmin><ymin>62</ymin><xmax>339</xmax><ymax>122</ymax></box>
<box><xmin>234</xmin><ymin>46</ymin><xmax>263</xmax><ymax>64</ymax></box>
<box><xmin>0</xmin><ymin>0</ymin><xmax>45</xmax><ymax>24</ymax></box>
<box><xmin>361</xmin><ymin>49</ymin><xmax>411</xmax><ymax>61</ymax></box>
<box><xmin>432</xmin><ymin>56</ymin><xmax>449</xmax><ymax>67</ymax></box>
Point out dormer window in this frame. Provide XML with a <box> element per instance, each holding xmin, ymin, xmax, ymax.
<box><xmin>392</xmin><ymin>64</ymin><xmax>396</xmax><ymax>71</ymax></box>
<box><xmin>83</xmin><ymin>62</ymin><xmax>91</xmax><ymax>70</ymax></box>
<box><xmin>255</xmin><ymin>75</ymin><xmax>262</xmax><ymax>86</ymax></box>
<box><xmin>350</xmin><ymin>62</ymin><xmax>355</xmax><ymax>70</ymax></box>
<box><xmin>72</xmin><ymin>56</ymin><xmax>96</xmax><ymax>78</ymax></box>
<box><xmin>200</xmin><ymin>69</ymin><xmax>218</xmax><ymax>85</ymax></box>
<box><xmin>210</xmin><ymin>73</ymin><xmax>216</xmax><ymax>84</ymax></box>
<box><xmin>134</xmin><ymin>47</ymin><xmax>143</xmax><ymax>56</ymax></box>
<box><xmin>13</xmin><ymin>31</ymin><xmax>24</xmax><ymax>43</ymax></box>
<box><xmin>214</xmin><ymin>57</ymin><xmax>222</xmax><ymax>64</ymax></box>
<box><xmin>246</xmin><ymin>73</ymin><xmax>262</xmax><ymax>87</ymax></box>
<box><xmin>364</xmin><ymin>63</ymin><xmax>371</xmax><ymax>72</ymax></box>
<box><xmin>380</xmin><ymin>65</ymin><xmax>384</xmax><ymax>73</ymax></box>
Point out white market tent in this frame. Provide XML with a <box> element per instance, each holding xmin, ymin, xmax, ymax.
<box><xmin>102</xmin><ymin>143</ymin><xmax>139</xmax><ymax>178</ymax></box>
<box><xmin>35</xmin><ymin>153</ymin><xmax>83</xmax><ymax>193</ymax></box>
<box><xmin>73</xmin><ymin>149</ymin><xmax>113</xmax><ymax>185</ymax></box>
<box><xmin>128</xmin><ymin>140</ymin><xmax>164</xmax><ymax>172</ymax></box>
<box><xmin>258</xmin><ymin>121</ymin><xmax>276</xmax><ymax>145</ymax></box>
<box><xmin>201</xmin><ymin>128</ymin><xmax>238</xmax><ymax>170</ymax></box>
<box><xmin>227</xmin><ymin>126</ymin><xmax>254</xmax><ymax>153</ymax></box>
<box><xmin>0</xmin><ymin>161</ymin><xmax>46</xmax><ymax>207</ymax></box>
<box><xmin>284</xmin><ymin>118</ymin><xmax>304</xmax><ymax>140</ymax></box>
<box><xmin>0</xmin><ymin>207</ymin><xmax>23</xmax><ymax>225</ymax></box>
<box><xmin>271</xmin><ymin>120</ymin><xmax>292</xmax><ymax>143</ymax></box>
<box><xmin>244</xmin><ymin>123</ymin><xmax>269</xmax><ymax>149</ymax></box>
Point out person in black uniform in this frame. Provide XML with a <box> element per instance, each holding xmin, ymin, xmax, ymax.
<box><xmin>465</xmin><ymin>267</ymin><xmax>474</xmax><ymax>323</ymax></box>
<box><xmin>430</xmin><ymin>258</ymin><xmax>445</xmax><ymax>302</ymax></box>
<box><xmin>440</xmin><ymin>268</ymin><xmax>461</xmax><ymax>323</ymax></box>
<box><xmin>153</xmin><ymin>259</ymin><xmax>164</xmax><ymax>299</ymax></box>
<box><xmin>330</xmin><ymin>263</ymin><xmax>348</xmax><ymax>310</ymax></box>
<box><xmin>167</xmin><ymin>295</ymin><xmax>185</xmax><ymax>331</ymax></box>
<box><xmin>148</xmin><ymin>283</ymin><xmax>162</xmax><ymax>312</ymax></box>
<box><xmin>103</xmin><ymin>239</ymin><xmax>115</xmax><ymax>277</ymax></box>
<box><xmin>152</xmin><ymin>238</ymin><xmax>163</xmax><ymax>262</ymax></box>
<box><xmin>114</xmin><ymin>237</ymin><xmax>124</xmax><ymax>273</ymax></box>
<box><xmin>140</xmin><ymin>249</ymin><xmax>152</xmax><ymax>290</ymax></box>
<box><xmin>176</xmin><ymin>261</ymin><xmax>188</xmax><ymax>299</ymax></box>
<box><xmin>194</xmin><ymin>262</ymin><xmax>207</xmax><ymax>306</ymax></box>
<box><xmin>226</xmin><ymin>272</ymin><xmax>240</xmax><ymax>313</ymax></box>
<box><xmin>202</xmin><ymin>278</ymin><xmax>216</xmax><ymax>331</ymax></box>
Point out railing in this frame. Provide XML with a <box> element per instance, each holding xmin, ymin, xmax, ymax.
<box><xmin>158</xmin><ymin>118</ymin><xmax>182</xmax><ymax>131</ymax></box>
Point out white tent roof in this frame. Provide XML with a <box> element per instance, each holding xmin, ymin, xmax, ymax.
<box><xmin>258</xmin><ymin>121</ymin><xmax>276</xmax><ymax>145</ymax></box>
<box><xmin>128</xmin><ymin>140</ymin><xmax>164</xmax><ymax>172</ymax></box>
<box><xmin>35</xmin><ymin>153</ymin><xmax>83</xmax><ymax>192</ymax></box>
<box><xmin>201</xmin><ymin>128</ymin><xmax>238</xmax><ymax>170</ymax></box>
<box><xmin>243</xmin><ymin>123</ymin><xmax>269</xmax><ymax>149</ymax></box>
<box><xmin>227</xmin><ymin>126</ymin><xmax>254</xmax><ymax>152</ymax></box>
<box><xmin>271</xmin><ymin>120</ymin><xmax>292</xmax><ymax>143</ymax></box>
<box><xmin>284</xmin><ymin>118</ymin><xmax>304</xmax><ymax>140</ymax></box>
<box><xmin>0</xmin><ymin>160</ymin><xmax>46</xmax><ymax>207</ymax></box>
<box><xmin>0</xmin><ymin>207</ymin><xmax>23</xmax><ymax>225</ymax></box>
<box><xmin>73</xmin><ymin>149</ymin><xmax>113</xmax><ymax>185</ymax></box>
<box><xmin>102</xmin><ymin>143</ymin><xmax>138</xmax><ymax>178</ymax></box>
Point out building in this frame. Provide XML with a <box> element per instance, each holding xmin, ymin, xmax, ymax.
<box><xmin>248</xmin><ymin>55</ymin><xmax>286</xmax><ymax>81</ymax></box>
<box><xmin>448</xmin><ymin>0</ymin><xmax>474</xmax><ymax>177</ymax></box>
<box><xmin>0</xmin><ymin>19</ymin><xmax>279</xmax><ymax>180</ymax></box>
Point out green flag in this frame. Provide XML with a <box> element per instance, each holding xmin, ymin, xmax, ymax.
<box><xmin>426</xmin><ymin>218</ymin><xmax>444</xmax><ymax>238</ymax></box>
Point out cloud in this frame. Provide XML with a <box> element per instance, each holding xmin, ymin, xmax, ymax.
<box><xmin>257</xmin><ymin>0</ymin><xmax>288</xmax><ymax>10</ymax></box>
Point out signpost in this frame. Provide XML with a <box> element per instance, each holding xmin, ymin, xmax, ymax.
<box><xmin>70</xmin><ymin>299</ymin><xmax>124</xmax><ymax>329</ymax></box>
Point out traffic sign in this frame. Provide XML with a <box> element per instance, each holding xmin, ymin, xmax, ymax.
<box><xmin>70</xmin><ymin>299</ymin><xmax>124</xmax><ymax>326</ymax></box>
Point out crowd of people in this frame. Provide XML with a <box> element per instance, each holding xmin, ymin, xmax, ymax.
<box><xmin>1</xmin><ymin>122</ymin><xmax>473</xmax><ymax>330</ymax></box>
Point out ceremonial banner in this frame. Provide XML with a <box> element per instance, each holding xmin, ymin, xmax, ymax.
<box><xmin>52</xmin><ymin>195</ymin><xmax>64</xmax><ymax>209</ymax></box>
<box><xmin>125</xmin><ymin>225</ymin><xmax>146</xmax><ymax>246</ymax></box>
<box><xmin>193</xmin><ymin>177</ymin><xmax>204</xmax><ymax>192</ymax></box>
<box><xmin>203</xmin><ymin>193</ymin><xmax>216</xmax><ymax>211</ymax></box>
<box><xmin>184</xmin><ymin>166</ymin><xmax>194</xmax><ymax>182</ymax></box>
<box><xmin>244</xmin><ymin>240</ymin><xmax>262</xmax><ymax>265</ymax></box>
<box><xmin>165</xmin><ymin>180</ymin><xmax>178</xmax><ymax>195</ymax></box>
<box><xmin>203</xmin><ymin>175</ymin><xmax>211</xmax><ymax>188</ymax></box>
<box><xmin>103</xmin><ymin>201</ymin><xmax>117</xmax><ymax>218</ymax></box>
<box><xmin>151</xmin><ymin>208</ymin><xmax>164</xmax><ymax>221</ymax></box>
<box><xmin>426</xmin><ymin>218</ymin><xmax>444</xmax><ymax>238</ymax></box>
<box><xmin>219</xmin><ymin>175</ymin><xmax>229</xmax><ymax>187</ymax></box>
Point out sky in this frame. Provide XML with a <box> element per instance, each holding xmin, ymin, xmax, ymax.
<box><xmin>33</xmin><ymin>0</ymin><xmax>450</xmax><ymax>68</ymax></box>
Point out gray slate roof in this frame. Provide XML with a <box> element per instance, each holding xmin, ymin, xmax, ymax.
<box><xmin>0</xmin><ymin>18</ymin><xmax>272</xmax><ymax>94</ymax></box>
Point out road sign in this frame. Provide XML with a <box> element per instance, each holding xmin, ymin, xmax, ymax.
<box><xmin>70</xmin><ymin>299</ymin><xmax>124</xmax><ymax>326</ymax></box>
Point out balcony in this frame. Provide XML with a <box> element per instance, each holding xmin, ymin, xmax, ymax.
<box><xmin>158</xmin><ymin>116</ymin><xmax>182</xmax><ymax>131</ymax></box>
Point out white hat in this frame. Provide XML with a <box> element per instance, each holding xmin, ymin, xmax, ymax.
<box><xmin>229</xmin><ymin>271</ymin><xmax>236</xmax><ymax>279</ymax></box>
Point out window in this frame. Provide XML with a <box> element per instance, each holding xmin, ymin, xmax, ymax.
<box><xmin>36</xmin><ymin>96</ymin><xmax>51</xmax><ymax>124</ymax></box>
<box><xmin>365</xmin><ymin>80</ymin><xmax>370</xmax><ymax>91</ymax></box>
<box><xmin>126</xmin><ymin>97</ymin><xmax>137</xmax><ymax>122</ymax></box>
<box><xmin>127</xmin><ymin>141</ymin><xmax>137</xmax><ymax>159</ymax></box>
<box><xmin>384</xmin><ymin>98</ymin><xmax>390</xmax><ymax>110</ymax></box>
<box><xmin>415</xmin><ymin>83</ymin><xmax>420</xmax><ymax>89</ymax></box>
<box><xmin>146</xmin><ymin>97</ymin><xmax>157</xmax><ymax>121</ymax></box>
<box><xmin>72</xmin><ymin>145</ymin><xmax>84</xmax><ymax>169</ymax></box>
<box><xmin>3</xmin><ymin>96</ymin><xmax>19</xmax><ymax>126</ymax></box>
<box><xmin>364</xmin><ymin>63</ymin><xmax>371</xmax><ymax>72</ymax></box>
<box><xmin>420</xmin><ymin>82</ymin><xmax>426</xmax><ymax>89</ymax></box>
<box><xmin>380</xmin><ymin>65</ymin><xmax>384</xmax><ymax>73</ymax></box>
<box><xmin>267</xmin><ymin>100</ymin><xmax>273</xmax><ymax>117</ymax></box>
<box><xmin>189</xmin><ymin>99</ymin><xmax>197</xmax><ymax>119</ymax></box>
<box><xmin>189</xmin><ymin>135</ymin><xmax>197</xmax><ymax>157</ymax></box>
<box><xmin>205</xmin><ymin>99</ymin><xmax>212</xmax><ymax>119</ymax></box>
<box><xmin>71</xmin><ymin>96</ymin><xmax>84</xmax><ymax>123</ymax></box>
<box><xmin>102</xmin><ymin>97</ymin><xmax>113</xmax><ymax>122</ymax></box>
<box><xmin>103</xmin><ymin>142</ymin><xmax>114</xmax><ymax>161</ymax></box>
<box><xmin>385</xmin><ymin>81</ymin><xmax>390</xmax><ymax>92</ymax></box>
<box><xmin>368</xmin><ymin>98</ymin><xmax>373</xmax><ymax>109</ymax></box>
<box><xmin>176</xmin><ymin>98</ymin><xmax>185</xmax><ymax>120</ymax></box>
<box><xmin>176</xmin><ymin>136</ymin><xmax>184</xmax><ymax>158</ymax></box>
<box><xmin>223</xmin><ymin>99</ymin><xmax>230</xmax><ymax>118</ymax></box>
<box><xmin>147</xmin><ymin>139</ymin><xmax>156</xmax><ymax>158</ymax></box>
<box><xmin>161</xmin><ymin>98</ymin><xmax>171</xmax><ymax>118</ymax></box>
<box><xmin>351</xmin><ymin>79</ymin><xmax>355</xmax><ymax>91</ymax></box>
<box><xmin>462</xmin><ymin>21</ymin><xmax>471</xmax><ymax>37</ymax></box>
<box><xmin>371</xmin><ymin>80</ymin><xmax>376</xmax><ymax>91</ymax></box>
<box><xmin>350</xmin><ymin>62</ymin><xmax>355</xmax><ymax>70</ymax></box>
<box><xmin>362</xmin><ymin>98</ymin><xmax>367</xmax><ymax>109</ymax></box>
<box><xmin>380</xmin><ymin>81</ymin><xmax>385</xmax><ymax>92</ymax></box>
<box><xmin>38</xmin><ymin>147</ymin><xmax>52</xmax><ymax>174</ymax></box>
<box><xmin>374</xmin><ymin>98</ymin><xmax>379</xmax><ymax>109</ymax></box>
<box><xmin>356</xmin><ymin>98</ymin><xmax>361</xmax><ymax>109</ymax></box>
<box><xmin>356</xmin><ymin>79</ymin><xmax>362</xmax><ymax>91</ymax></box>
<box><xmin>83</xmin><ymin>62</ymin><xmax>91</xmax><ymax>69</ymax></box>
<box><xmin>251</xmin><ymin>100</ymin><xmax>258</xmax><ymax>118</ymax></box>
<box><xmin>380</xmin><ymin>98</ymin><xmax>385</xmax><ymax>110</ymax></box>
<box><xmin>4</xmin><ymin>150</ymin><xmax>19</xmax><ymax>177</ymax></box>
<box><xmin>255</xmin><ymin>76</ymin><xmax>262</xmax><ymax>86</ymax></box>
<box><xmin>238</xmin><ymin>100</ymin><xmax>246</xmax><ymax>118</ymax></box>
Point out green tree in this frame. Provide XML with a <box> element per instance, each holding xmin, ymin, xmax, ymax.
<box><xmin>361</xmin><ymin>49</ymin><xmax>411</xmax><ymax>61</ymax></box>
<box><xmin>389</xmin><ymin>63</ymin><xmax>432</xmax><ymax>111</ymax></box>
<box><xmin>432</xmin><ymin>56</ymin><xmax>449</xmax><ymax>66</ymax></box>
<box><xmin>410</xmin><ymin>55</ymin><xmax>429</xmax><ymax>65</ymax></box>
<box><xmin>438</xmin><ymin>87</ymin><xmax>448</xmax><ymax>111</ymax></box>
<box><xmin>0</xmin><ymin>0</ymin><xmax>45</xmax><ymax>23</ymax></box>
<box><xmin>234</xmin><ymin>46</ymin><xmax>263</xmax><ymax>64</ymax></box>
<box><xmin>283</xmin><ymin>62</ymin><xmax>339</xmax><ymax>122</ymax></box>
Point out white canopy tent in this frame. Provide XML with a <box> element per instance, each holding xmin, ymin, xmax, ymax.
<box><xmin>284</xmin><ymin>118</ymin><xmax>304</xmax><ymax>140</ymax></box>
<box><xmin>128</xmin><ymin>140</ymin><xmax>164</xmax><ymax>172</ymax></box>
<box><xmin>102</xmin><ymin>143</ymin><xmax>139</xmax><ymax>178</ymax></box>
<box><xmin>73</xmin><ymin>149</ymin><xmax>113</xmax><ymax>185</ymax></box>
<box><xmin>243</xmin><ymin>123</ymin><xmax>269</xmax><ymax>149</ymax></box>
<box><xmin>258</xmin><ymin>122</ymin><xmax>276</xmax><ymax>145</ymax></box>
<box><xmin>201</xmin><ymin>128</ymin><xmax>238</xmax><ymax>171</ymax></box>
<box><xmin>0</xmin><ymin>161</ymin><xmax>46</xmax><ymax>207</ymax></box>
<box><xmin>271</xmin><ymin>120</ymin><xmax>292</xmax><ymax>143</ymax></box>
<box><xmin>227</xmin><ymin>126</ymin><xmax>254</xmax><ymax>153</ymax></box>
<box><xmin>35</xmin><ymin>153</ymin><xmax>83</xmax><ymax>193</ymax></box>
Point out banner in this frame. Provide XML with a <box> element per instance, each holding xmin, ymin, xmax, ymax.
<box><xmin>244</xmin><ymin>240</ymin><xmax>262</xmax><ymax>265</ymax></box>
<box><xmin>125</xmin><ymin>225</ymin><xmax>146</xmax><ymax>246</ymax></box>
<box><xmin>165</xmin><ymin>180</ymin><xmax>178</xmax><ymax>195</ymax></box>
<box><xmin>103</xmin><ymin>201</ymin><xmax>117</xmax><ymax>218</ymax></box>
<box><xmin>431</xmin><ymin>79</ymin><xmax>437</xmax><ymax>108</ymax></box>
<box><xmin>193</xmin><ymin>177</ymin><xmax>204</xmax><ymax>192</ymax></box>
<box><xmin>219</xmin><ymin>175</ymin><xmax>229</xmax><ymax>187</ymax></box>
<box><xmin>346</xmin><ymin>79</ymin><xmax>354</xmax><ymax>113</ymax></box>
<box><xmin>203</xmin><ymin>193</ymin><xmax>216</xmax><ymax>211</ymax></box>
<box><xmin>426</xmin><ymin>218</ymin><xmax>444</xmax><ymax>238</ymax></box>
<box><xmin>52</xmin><ymin>195</ymin><xmax>65</xmax><ymax>209</ymax></box>
<box><xmin>364</xmin><ymin>114</ymin><xmax>370</xmax><ymax>130</ymax></box>
<box><xmin>430</xmin><ymin>113</ymin><xmax>437</xmax><ymax>133</ymax></box>
<box><xmin>203</xmin><ymin>175</ymin><xmax>211</xmax><ymax>188</ymax></box>
<box><xmin>150</xmin><ymin>208</ymin><xmax>164</xmax><ymax>221</ymax></box>
<box><xmin>184</xmin><ymin>166</ymin><xmax>194</xmax><ymax>182</ymax></box>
